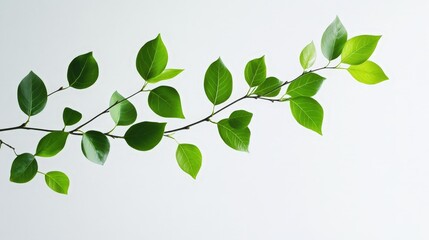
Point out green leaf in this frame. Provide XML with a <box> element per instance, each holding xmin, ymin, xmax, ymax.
<box><xmin>229</xmin><ymin>110</ymin><xmax>253</xmax><ymax>129</ymax></box>
<box><xmin>148</xmin><ymin>86</ymin><xmax>185</xmax><ymax>118</ymax></box>
<box><xmin>300</xmin><ymin>41</ymin><xmax>317</xmax><ymax>69</ymax></box>
<box><xmin>67</xmin><ymin>52</ymin><xmax>99</xmax><ymax>89</ymax></box>
<box><xmin>44</xmin><ymin>171</ymin><xmax>70</xmax><ymax>195</ymax></box>
<box><xmin>63</xmin><ymin>107</ymin><xmax>82</xmax><ymax>126</ymax></box>
<box><xmin>176</xmin><ymin>144</ymin><xmax>202</xmax><ymax>179</ymax></box>
<box><xmin>254</xmin><ymin>77</ymin><xmax>282</xmax><ymax>97</ymax></box>
<box><xmin>347</xmin><ymin>61</ymin><xmax>388</xmax><ymax>85</ymax></box>
<box><xmin>110</xmin><ymin>91</ymin><xmax>137</xmax><ymax>126</ymax></box>
<box><xmin>17</xmin><ymin>71</ymin><xmax>48</xmax><ymax>116</ymax></box>
<box><xmin>81</xmin><ymin>131</ymin><xmax>110</xmax><ymax>165</ymax></box>
<box><xmin>147</xmin><ymin>69</ymin><xmax>184</xmax><ymax>83</ymax></box>
<box><xmin>124</xmin><ymin>122</ymin><xmax>166</xmax><ymax>151</ymax></box>
<box><xmin>136</xmin><ymin>34</ymin><xmax>168</xmax><ymax>80</ymax></box>
<box><xmin>290</xmin><ymin>97</ymin><xmax>324</xmax><ymax>135</ymax></box>
<box><xmin>244</xmin><ymin>56</ymin><xmax>266</xmax><ymax>87</ymax></box>
<box><xmin>321</xmin><ymin>16</ymin><xmax>348</xmax><ymax>60</ymax></box>
<box><xmin>341</xmin><ymin>35</ymin><xmax>381</xmax><ymax>65</ymax></box>
<box><xmin>287</xmin><ymin>73</ymin><xmax>325</xmax><ymax>97</ymax></box>
<box><xmin>204</xmin><ymin>58</ymin><xmax>233</xmax><ymax>105</ymax></box>
<box><xmin>217</xmin><ymin>119</ymin><xmax>250</xmax><ymax>152</ymax></box>
<box><xmin>35</xmin><ymin>131</ymin><xmax>69</xmax><ymax>157</ymax></box>
<box><xmin>10</xmin><ymin>153</ymin><xmax>38</xmax><ymax>183</ymax></box>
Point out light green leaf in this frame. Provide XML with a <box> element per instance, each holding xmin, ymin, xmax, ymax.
<box><xmin>67</xmin><ymin>52</ymin><xmax>99</xmax><ymax>89</ymax></box>
<box><xmin>341</xmin><ymin>35</ymin><xmax>381</xmax><ymax>65</ymax></box>
<box><xmin>35</xmin><ymin>131</ymin><xmax>69</xmax><ymax>157</ymax></box>
<box><xmin>204</xmin><ymin>58</ymin><xmax>233</xmax><ymax>105</ymax></box>
<box><xmin>254</xmin><ymin>77</ymin><xmax>282</xmax><ymax>97</ymax></box>
<box><xmin>17</xmin><ymin>71</ymin><xmax>48</xmax><ymax>116</ymax></box>
<box><xmin>110</xmin><ymin>91</ymin><xmax>137</xmax><ymax>126</ymax></box>
<box><xmin>45</xmin><ymin>171</ymin><xmax>70</xmax><ymax>195</ymax></box>
<box><xmin>176</xmin><ymin>144</ymin><xmax>202</xmax><ymax>179</ymax></box>
<box><xmin>300</xmin><ymin>41</ymin><xmax>317</xmax><ymax>69</ymax></box>
<box><xmin>136</xmin><ymin>34</ymin><xmax>168</xmax><ymax>80</ymax></box>
<box><xmin>321</xmin><ymin>16</ymin><xmax>348</xmax><ymax>60</ymax></box>
<box><xmin>63</xmin><ymin>107</ymin><xmax>82</xmax><ymax>126</ymax></box>
<box><xmin>229</xmin><ymin>110</ymin><xmax>253</xmax><ymax>129</ymax></box>
<box><xmin>290</xmin><ymin>97</ymin><xmax>324</xmax><ymax>135</ymax></box>
<box><xmin>347</xmin><ymin>61</ymin><xmax>388</xmax><ymax>84</ymax></box>
<box><xmin>148</xmin><ymin>86</ymin><xmax>185</xmax><ymax>118</ymax></box>
<box><xmin>244</xmin><ymin>56</ymin><xmax>266</xmax><ymax>87</ymax></box>
<box><xmin>10</xmin><ymin>153</ymin><xmax>38</xmax><ymax>183</ymax></box>
<box><xmin>287</xmin><ymin>73</ymin><xmax>325</xmax><ymax>97</ymax></box>
<box><xmin>124</xmin><ymin>122</ymin><xmax>166</xmax><ymax>151</ymax></box>
<box><xmin>147</xmin><ymin>69</ymin><xmax>184</xmax><ymax>83</ymax></box>
<box><xmin>81</xmin><ymin>131</ymin><xmax>110</xmax><ymax>165</ymax></box>
<box><xmin>217</xmin><ymin>119</ymin><xmax>250</xmax><ymax>152</ymax></box>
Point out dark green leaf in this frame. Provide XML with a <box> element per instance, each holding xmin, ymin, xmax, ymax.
<box><xmin>124</xmin><ymin>122</ymin><xmax>166</xmax><ymax>151</ymax></box>
<box><xmin>147</xmin><ymin>69</ymin><xmax>184</xmax><ymax>83</ymax></box>
<box><xmin>287</xmin><ymin>73</ymin><xmax>325</xmax><ymax>97</ymax></box>
<box><xmin>229</xmin><ymin>110</ymin><xmax>253</xmax><ymax>129</ymax></box>
<box><xmin>290</xmin><ymin>97</ymin><xmax>324</xmax><ymax>135</ymax></box>
<box><xmin>321</xmin><ymin>16</ymin><xmax>348</xmax><ymax>60</ymax></box>
<box><xmin>10</xmin><ymin>153</ymin><xmax>38</xmax><ymax>183</ymax></box>
<box><xmin>67</xmin><ymin>52</ymin><xmax>99</xmax><ymax>89</ymax></box>
<box><xmin>45</xmin><ymin>171</ymin><xmax>70</xmax><ymax>195</ymax></box>
<box><xmin>81</xmin><ymin>131</ymin><xmax>110</xmax><ymax>165</ymax></box>
<box><xmin>300</xmin><ymin>41</ymin><xmax>317</xmax><ymax>69</ymax></box>
<box><xmin>63</xmin><ymin>107</ymin><xmax>82</xmax><ymax>126</ymax></box>
<box><xmin>341</xmin><ymin>35</ymin><xmax>381</xmax><ymax>65</ymax></box>
<box><xmin>17</xmin><ymin>71</ymin><xmax>48</xmax><ymax>116</ymax></box>
<box><xmin>244</xmin><ymin>56</ymin><xmax>266</xmax><ymax>87</ymax></box>
<box><xmin>136</xmin><ymin>34</ymin><xmax>168</xmax><ymax>80</ymax></box>
<box><xmin>347</xmin><ymin>61</ymin><xmax>388</xmax><ymax>84</ymax></box>
<box><xmin>176</xmin><ymin>144</ymin><xmax>202</xmax><ymax>179</ymax></box>
<box><xmin>204</xmin><ymin>58</ymin><xmax>233</xmax><ymax>105</ymax></box>
<box><xmin>110</xmin><ymin>91</ymin><xmax>137</xmax><ymax>126</ymax></box>
<box><xmin>254</xmin><ymin>77</ymin><xmax>282</xmax><ymax>97</ymax></box>
<box><xmin>148</xmin><ymin>86</ymin><xmax>185</xmax><ymax>118</ymax></box>
<box><xmin>35</xmin><ymin>131</ymin><xmax>69</xmax><ymax>157</ymax></box>
<box><xmin>217</xmin><ymin>119</ymin><xmax>250</xmax><ymax>152</ymax></box>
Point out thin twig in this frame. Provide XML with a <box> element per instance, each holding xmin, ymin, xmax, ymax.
<box><xmin>0</xmin><ymin>139</ymin><xmax>18</xmax><ymax>156</ymax></box>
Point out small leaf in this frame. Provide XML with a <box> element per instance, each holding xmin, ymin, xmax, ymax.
<box><xmin>287</xmin><ymin>73</ymin><xmax>325</xmax><ymax>97</ymax></box>
<box><xmin>81</xmin><ymin>131</ymin><xmax>110</xmax><ymax>165</ymax></box>
<box><xmin>67</xmin><ymin>52</ymin><xmax>99</xmax><ymax>89</ymax></box>
<box><xmin>321</xmin><ymin>16</ymin><xmax>348</xmax><ymax>60</ymax></box>
<box><xmin>244</xmin><ymin>56</ymin><xmax>266</xmax><ymax>87</ymax></box>
<box><xmin>347</xmin><ymin>61</ymin><xmax>388</xmax><ymax>84</ymax></box>
<box><xmin>110</xmin><ymin>91</ymin><xmax>137</xmax><ymax>126</ymax></box>
<box><xmin>63</xmin><ymin>107</ymin><xmax>82</xmax><ymax>126</ymax></box>
<box><xmin>136</xmin><ymin>34</ymin><xmax>168</xmax><ymax>80</ymax></box>
<box><xmin>204</xmin><ymin>58</ymin><xmax>233</xmax><ymax>105</ymax></box>
<box><xmin>254</xmin><ymin>77</ymin><xmax>282</xmax><ymax>97</ymax></box>
<box><xmin>217</xmin><ymin>119</ymin><xmax>250</xmax><ymax>152</ymax></box>
<box><xmin>341</xmin><ymin>35</ymin><xmax>381</xmax><ymax>65</ymax></box>
<box><xmin>148</xmin><ymin>86</ymin><xmax>185</xmax><ymax>118</ymax></box>
<box><xmin>35</xmin><ymin>131</ymin><xmax>69</xmax><ymax>157</ymax></box>
<box><xmin>176</xmin><ymin>144</ymin><xmax>202</xmax><ymax>179</ymax></box>
<box><xmin>124</xmin><ymin>122</ymin><xmax>166</xmax><ymax>151</ymax></box>
<box><xmin>45</xmin><ymin>171</ymin><xmax>70</xmax><ymax>195</ymax></box>
<box><xmin>10</xmin><ymin>153</ymin><xmax>38</xmax><ymax>183</ymax></box>
<box><xmin>229</xmin><ymin>110</ymin><xmax>253</xmax><ymax>129</ymax></box>
<box><xmin>290</xmin><ymin>97</ymin><xmax>324</xmax><ymax>135</ymax></box>
<box><xmin>147</xmin><ymin>69</ymin><xmax>184</xmax><ymax>83</ymax></box>
<box><xmin>17</xmin><ymin>71</ymin><xmax>48</xmax><ymax>116</ymax></box>
<box><xmin>300</xmin><ymin>41</ymin><xmax>317</xmax><ymax>69</ymax></box>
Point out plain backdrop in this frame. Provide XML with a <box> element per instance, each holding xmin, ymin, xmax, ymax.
<box><xmin>0</xmin><ymin>0</ymin><xmax>428</xmax><ymax>239</ymax></box>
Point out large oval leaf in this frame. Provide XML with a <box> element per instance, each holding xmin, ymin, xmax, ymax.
<box><xmin>290</xmin><ymin>97</ymin><xmax>324</xmax><ymax>135</ymax></box>
<box><xmin>347</xmin><ymin>61</ymin><xmax>388</xmax><ymax>85</ymax></box>
<box><xmin>17</xmin><ymin>71</ymin><xmax>48</xmax><ymax>116</ymax></box>
<box><xmin>148</xmin><ymin>86</ymin><xmax>185</xmax><ymax>118</ymax></box>
<box><xmin>204</xmin><ymin>58</ymin><xmax>233</xmax><ymax>105</ymax></box>
<box><xmin>67</xmin><ymin>52</ymin><xmax>99</xmax><ymax>89</ymax></box>
<box><xmin>176</xmin><ymin>144</ymin><xmax>202</xmax><ymax>179</ymax></box>
<box><xmin>341</xmin><ymin>35</ymin><xmax>381</xmax><ymax>65</ymax></box>
<box><xmin>81</xmin><ymin>131</ymin><xmax>110</xmax><ymax>165</ymax></box>
<box><xmin>217</xmin><ymin>119</ymin><xmax>250</xmax><ymax>152</ymax></box>
<box><xmin>63</xmin><ymin>107</ymin><xmax>82</xmax><ymax>126</ymax></box>
<box><xmin>300</xmin><ymin>41</ymin><xmax>317</xmax><ymax>70</ymax></box>
<box><xmin>124</xmin><ymin>122</ymin><xmax>166</xmax><ymax>151</ymax></box>
<box><xmin>35</xmin><ymin>131</ymin><xmax>69</xmax><ymax>157</ymax></box>
<box><xmin>228</xmin><ymin>110</ymin><xmax>253</xmax><ymax>129</ymax></box>
<box><xmin>10</xmin><ymin>153</ymin><xmax>38</xmax><ymax>183</ymax></box>
<box><xmin>321</xmin><ymin>16</ymin><xmax>347</xmax><ymax>60</ymax></box>
<box><xmin>45</xmin><ymin>171</ymin><xmax>70</xmax><ymax>195</ymax></box>
<box><xmin>136</xmin><ymin>34</ymin><xmax>168</xmax><ymax>80</ymax></box>
<box><xmin>244</xmin><ymin>56</ymin><xmax>266</xmax><ymax>87</ymax></box>
<box><xmin>287</xmin><ymin>73</ymin><xmax>325</xmax><ymax>97</ymax></box>
<box><xmin>254</xmin><ymin>77</ymin><xmax>282</xmax><ymax>97</ymax></box>
<box><xmin>110</xmin><ymin>91</ymin><xmax>137</xmax><ymax>126</ymax></box>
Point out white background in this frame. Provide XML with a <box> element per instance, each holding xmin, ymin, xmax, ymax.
<box><xmin>1</xmin><ymin>0</ymin><xmax>428</xmax><ymax>239</ymax></box>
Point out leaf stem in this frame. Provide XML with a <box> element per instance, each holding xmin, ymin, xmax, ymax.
<box><xmin>48</xmin><ymin>86</ymin><xmax>69</xmax><ymax>97</ymax></box>
<box><xmin>0</xmin><ymin>139</ymin><xmax>18</xmax><ymax>156</ymax></box>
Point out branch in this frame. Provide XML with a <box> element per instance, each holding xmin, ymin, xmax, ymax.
<box><xmin>48</xmin><ymin>86</ymin><xmax>69</xmax><ymax>97</ymax></box>
<box><xmin>0</xmin><ymin>139</ymin><xmax>18</xmax><ymax>155</ymax></box>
